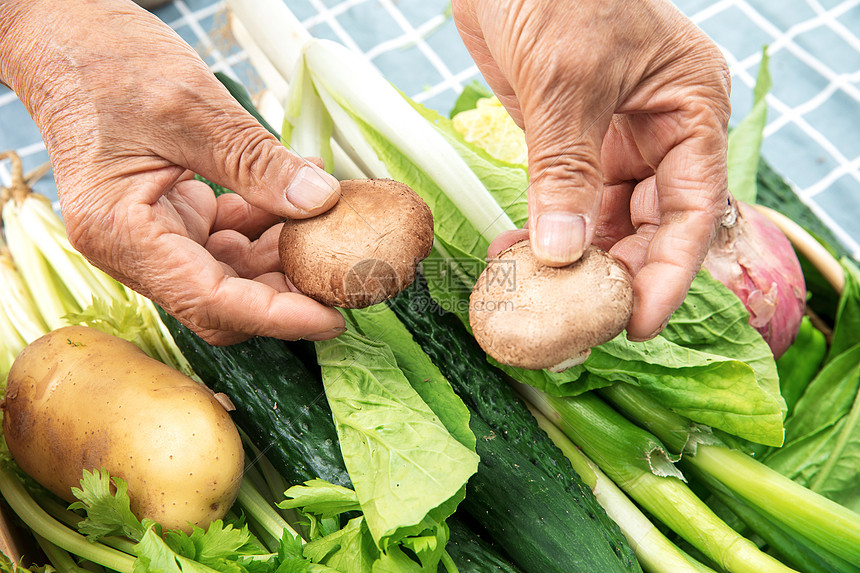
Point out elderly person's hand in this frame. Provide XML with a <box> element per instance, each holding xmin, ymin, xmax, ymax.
<box><xmin>0</xmin><ymin>0</ymin><xmax>345</xmax><ymax>345</ymax></box>
<box><xmin>453</xmin><ymin>0</ymin><xmax>731</xmax><ymax>341</ymax></box>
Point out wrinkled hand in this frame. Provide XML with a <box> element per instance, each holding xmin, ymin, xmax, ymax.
<box><xmin>0</xmin><ymin>0</ymin><xmax>345</xmax><ymax>344</ymax></box>
<box><xmin>453</xmin><ymin>0</ymin><xmax>731</xmax><ymax>340</ymax></box>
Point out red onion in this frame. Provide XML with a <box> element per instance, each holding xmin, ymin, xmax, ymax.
<box><xmin>703</xmin><ymin>198</ymin><xmax>806</xmax><ymax>359</ymax></box>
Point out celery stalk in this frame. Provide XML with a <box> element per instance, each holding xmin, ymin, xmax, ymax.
<box><xmin>2</xmin><ymin>200</ymin><xmax>70</xmax><ymax>328</ymax></box>
<box><xmin>33</xmin><ymin>533</ymin><xmax>93</xmax><ymax>573</ymax></box>
<box><xmin>0</xmin><ymin>247</ymin><xmax>48</xmax><ymax>343</ymax></box>
<box><xmin>26</xmin><ymin>196</ymin><xmax>126</xmax><ymax>299</ymax></box>
<box><xmin>0</xmin><ymin>303</ymin><xmax>24</xmax><ymax>374</ymax></box>
<box><xmin>33</xmin><ymin>493</ymin><xmax>139</xmax><ymax>556</ymax></box>
<box><xmin>19</xmin><ymin>195</ymin><xmax>126</xmax><ymax>309</ymax></box>
<box><xmin>601</xmin><ymin>383</ymin><xmax>860</xmax><ymax>566</ymax></box>
<box><xmin>518</xmin><ymin>384</ymin><xmax>797</xmax><ymax>573</ymax></box>
<box><xmin>0</xmin><ymin>467</ymin><xmax>134</xmax><ymax>573</ymax></box>
<box><xmin>235</xmin><ymin>480</ymin><xmax>302</xmax><ymax>544</ymax></box>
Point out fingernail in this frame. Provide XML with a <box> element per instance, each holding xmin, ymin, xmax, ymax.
<box><xmin>628</xmin><ymin>317</ymin><xmax>670</xmax><ymax>342</ymax></box>
<box><xmin>533</xmin><ymin>213</ymin><xmax>586</xmax><ymax>265</ymax></box>
<box><xmin>303</xmin><ymin>325</ymin><xmax>347</xmax><ymax>342</ymax></box>
<box><xmin>286</xmin><ymin>165</ymin><xmax>339</xmax><ymax>212</ymax></box>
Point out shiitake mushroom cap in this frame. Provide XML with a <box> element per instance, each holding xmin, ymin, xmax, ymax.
<box><xmin>279</xmin><ymin>179</ymin><xmax>434</xmax><ymax>309</ymax></box>
<box><xmin>469</xmin><ymin>241</ymin><xmax>633</xmax><ymax>372</ymax></box>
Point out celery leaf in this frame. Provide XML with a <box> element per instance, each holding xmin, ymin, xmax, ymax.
<box><xmin>69</xmin><ymin>469</ymin><xmax>145</xmax><ymax>542</ymax></box>
<box><xmin>279</xmin><ymin>479</ymin><xmax>361</xmax><ymax>519</ymax></box>
<box><xmin>301</xmin><ymin>517</ymin><xmax>376</xmax><ymax>573</ymax></box>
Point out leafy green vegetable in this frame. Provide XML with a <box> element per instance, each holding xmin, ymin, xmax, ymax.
<box><xmin>282</xmin><ymin>480</ymin><xmax>448</xmax><ymax>573</ymax></box>
<box><xmin>301</xmin><ymin>517</ymin><xmax>377</xmax><ymax>573</ymax></box>
<box><xmin>280</xmin><ymin>479</ymin><xmax>361</xmax><ymax>519</ymax></box>
<box><xmin>765</xmin><ymin>342</ymin><xmax>860</xmax><ymax>511</ymax></box>
<box><xmin>586</xmin><ymin>341</ymin><xmax>782</xmax><ymax>447</ymax></box>
<box><xmin>133</xmin><ymin>521</ymin><xmax>273</xmax><ymax>573</ymax></box>
<box><xmin>727</xmin><ymin>47</ymin><xmax>771</xmax><ymax>204</ymax></box>
<box><xmin>776</xmin><ymin>316</ymin><xmax>827</xmax><ymax>416</ymax></box>
<box><xmin>448</xmin><ymin>81</ymin><xmax>492</xmax><ymax>119</ymax></box>
<box><xmin>314</xmin><ymin>326</ymin><xmax>479</xmax><ymax>550</ymax></box>
<box><xmin>69</xmin><ymin>469</ymin><xmax>144</xmax><ymax>542</ymax></box>
<box><xmin>450</xmin><ymin>97</ymin><xmax>528</xmax><ymax>165</ymax></box>
<box><xmin>342</xmin><ymin>306</ymin><xmax>477</xmax><ymax>452</ymax></box>
<box><xmin>826</xmin><ymin>260</ymin><xmax>860</xmax><ymax>363</ymax></box>
<box><xmin>760</xmin><ymin>259</ymin><xmax>860</xmax><ymax>511</ymax></box>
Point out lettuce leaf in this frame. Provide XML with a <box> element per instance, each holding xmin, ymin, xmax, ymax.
<box><xmin>343</xmin><ymin>306</ymin><xmax>477</xmax><ymax>452</ymax></box>
<box><xmin>314</xmin><ymin>328</ymin><xmax>478</xmax><ymax>551</ymax></box>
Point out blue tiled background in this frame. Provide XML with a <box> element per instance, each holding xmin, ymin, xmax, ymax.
<box><xmin>2</xmin><ymin>0</ymin><xmax>860</xmax><ymax>258</ymax></box>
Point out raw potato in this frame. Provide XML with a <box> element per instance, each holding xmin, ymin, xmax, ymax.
<box><xmin>469</xmin><ymin>241</ymin><xmax>633</xmax><ymax>372</ymax></box>
<box><xmin>279</xmin><ymin>178</ymin><xmax>434</xmax><ymax>308</ymax></box>
<box><xmin>2</xmin><ymin>326</ymin><xmax>244</xmax><ymax>533</ymax></box>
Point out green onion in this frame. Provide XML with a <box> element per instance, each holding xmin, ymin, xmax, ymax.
<box><xmin>689</xmin><ymin>467</ymin><xmax>860</xmax><ymax>573</ymax></box>
<box><xmin>517</xmin><ymin>384</ymin><xmax>797</xmax><ymax>573</ymax></box>
<box><xmin>525</xmin><ymin>401</ymin><xmax>714</xmax><ymax>573</ymax></box>
<box><xmin>303</xmin><ymin>38</ymin><xmax>515</xmax><ymax>242</ymax></box>
<box><xmin>600</xmin><ymin>383</ymin><xmax>860</xmax><ymax>566</ymax></box>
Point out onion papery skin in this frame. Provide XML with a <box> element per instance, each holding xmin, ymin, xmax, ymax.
<box><xmin>703</xmin><ymin>199</ymin><xmax>806</xmax><ymax>359</ymax></box>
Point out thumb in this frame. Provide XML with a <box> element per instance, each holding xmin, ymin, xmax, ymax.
<box><xmin>525</xmin><ymin>121</ymin><xmax>606</xmax><ymax>267</ymax></box>
<box><xmin>175</xmin><ymin>89</ymin><xmax>340</xmax><ymax>220</ymax></box>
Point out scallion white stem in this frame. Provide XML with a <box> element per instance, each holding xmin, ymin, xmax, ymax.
<box><xmin>226</xmin><ymin>0</ymin><xmax>309</xmax><ymax>84</ymax></box>
<box><xmin>303</xmin><ymin>39</ymin><xmax>515</xmax><ymax>242</ymax></box>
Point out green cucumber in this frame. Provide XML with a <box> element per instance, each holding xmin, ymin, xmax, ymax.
<box><xmin>162</xmin><ymin>325</ymin><xmax>350</xmax><ymax>489</ymax></box>
<box><xmin>462</xmin><ymin>413</ymin><xmax>635</xmax><ymax>573</ymax></box>
<box><xmin>388</xmin><ymin>275</ymin><xmax>641</xmax><ymax>573</ymax></box>
<box><xmin>159</xmin><ymin>311</ymin><xmax>522</xmax><ymax>572</ymax></box>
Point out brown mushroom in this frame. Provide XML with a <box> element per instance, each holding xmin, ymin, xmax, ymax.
<box><xmin>279</xmin><ymin>178</ymin><xmax>434</xmax><ymax>308</ymax></box>
<box><xmin>469</xmin><ymin>241</ymin><xmax>633</xmax><ymax>371</ymax></box>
